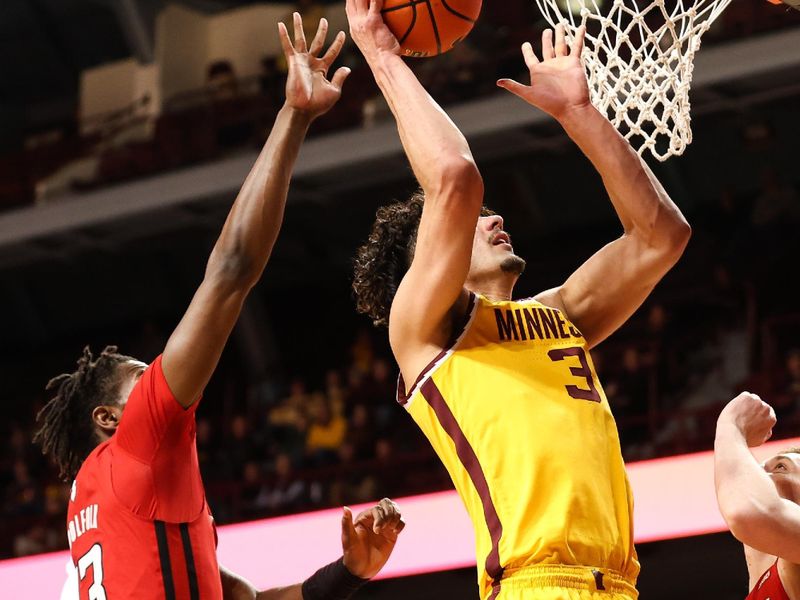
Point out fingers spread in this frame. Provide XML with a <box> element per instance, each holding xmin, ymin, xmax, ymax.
<box><xmin>555</xmin><ymin>23</ymin><xmax>568</xmax><ymax>57</ymax></box>
<box><xmin>278</xmin><ymin>22</ymin><xmax>295</xmax><ymax>57</ymax></box>
<box><xmin>309</xmin><ymin>18</ymin><xmax>329</xmax><ymax>56</ymax></box>
<box><xmin>571</xmin><ymin>25</ymin><xmax>586</xmax><ymax>58</ymax></box>
<box><xmin>321</xmin><ymin>31</ymin><xmax>347</xmax><ymax>68</ymax></box>
<box><xmin>521</xmin><ymin>42</ymin><xmax>539</xmax><ymax>69</ymax></box>
<box><xmin>497</xmin><ymin>78</ymin><xmax>530</xmax><ymax>99</ymax></box>
<box><xmin>293</xmin><ymin>12</ymin><xmax>307</xmax><ymax>52</ymax></box>
<box><xmin>331</xmin><ymin>66</ymin><xmax>351</xmax><ymax>90</ymax></box>
<box><xmin>542</xmin><ymin>28</ymin><xmax>555</xmax><ymax>61</ymax></box>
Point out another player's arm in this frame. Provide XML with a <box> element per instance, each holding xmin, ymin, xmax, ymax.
<box><xmin>499</xmin><ymin>26</ymin><xmax>691</xmax><ymax>349</ymax></box>
<box><xmin>220</xmin><ymin>501</ymin><xmax>405</xmax><ymax>599</ymax></box>
<box><xmin>160</xmin><ymin>15</ymin><xmax>350</xmax><ymax>407</ymax></box>
<box><xmin>714</xmin><ymin>393</ymin><xmax>800</xmax><ymax>563</ymax></box>
<box><xmin>346</xmin><ymin>0</ymin><xmax>483</xmax><ymax>359</ymax></box>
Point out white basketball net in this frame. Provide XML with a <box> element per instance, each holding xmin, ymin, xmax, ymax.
<box><xmin>534</xmin><ymin>0</ymin><xmax>732</xmax><ymax>160</ymax></box>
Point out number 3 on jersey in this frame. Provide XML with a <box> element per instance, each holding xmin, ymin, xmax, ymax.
<box><xmin>548</xmin><ymin>346</ymin><xmax>601</xmax><ymax>403</ymax></box>
<box><xmin>77</xmin><ymin>544</ymin><xmax>108</xmax><ymax>600</ymax></box>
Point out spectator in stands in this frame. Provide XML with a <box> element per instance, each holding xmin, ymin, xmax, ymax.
<box><xmin>306</xmin><ymin>398</ymin><xmax>347</xmax><ymax>466</ymax></box>
<box><xmin>348</xmin><ymin>404</ymin><xmax>377</xmax><ymax>460</ymax></box>
<box><xmin>325</xmin><ymin>368</ymin><xmax>347</xmax><ymax>416</ymax></box>
<box><xmin>207</xmin><ymin>60</ymin><xmax>239</xmax><ymax>101</ymax></box>
<box><xmin>268</xmin><ymin>378</ymin><xmax>309</xmax><ymax>458</ymax></box>
<box><xmin>330</xmin><ymin>441</ymin><xmax>375</xmax><ymax>506</ymax></box>
<box><xmin>4</xmin><ymin>459</ymin><xmax>41</xmax><ymax>517</ymax></box>
<box><xmin>13</xmin><ymin>522</ymin><xmax>61</xmax><ymax>557</ymax></box>
<box><xmin>261</xmin><ymin>453</ymin><xmax>308</xmax><ymax>513</ymax></box>
<box><xmin>226</xmin><ymin>414</ymin><xmax>265</xmax><ymax>478</ymax></box>
<box><xmin>239</xmin><ymin>460</ymin><xmax>268</xmax><ymax>518</ymax></box>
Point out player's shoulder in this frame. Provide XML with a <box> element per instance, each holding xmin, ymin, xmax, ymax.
<box><xmin>71</xmin><ymin>442</ymin><xmax>111</xmax><ymax>493</ymax></box>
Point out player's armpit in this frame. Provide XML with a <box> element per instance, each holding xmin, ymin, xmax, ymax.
<box><xmin>725</xmin><ymin>499</ymin><xmax>800</xmax><ymax>565</ymax></box>
<box><xmin>536</xmin><ymin>224</ymin><xmax>688</xmax><ymax>349</ymax></box>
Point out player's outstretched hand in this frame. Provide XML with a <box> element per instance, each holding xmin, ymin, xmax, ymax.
<box><xmin>497</xmin><ymin>24</ymin><xmax>591</xmax><ymax>122</ymax></box>
<box><xmin>718</xmin><ymin>392</ymin><xmax>777</xmax><ymax>447</ymax></box>
<box><xmin>341</xmin><ymin>498</ymin><xmax>405</xmax><ymax>579</ymax></box>
<box><xmin>345</xmin><ymin>0</ymin><xmax>400</xmax><ymax>62</ymax></box>
<box><xmin>278</xmin><ymin>13</ymin><xmax>351</xmax><ymax>118</ymax></box>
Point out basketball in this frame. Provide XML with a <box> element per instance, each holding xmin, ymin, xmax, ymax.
<box><xmin>381</xmin><ymin>0</ymin><xmax>483</xmax><ymax>58</ymax></box>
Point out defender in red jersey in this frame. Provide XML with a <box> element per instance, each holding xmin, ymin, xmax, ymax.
<box><xmin>715</xmin><ymin>392</ymin><xmax>800</xmax><ymax>600</ymax></box>
<box><xmin>36</xmin><ymin>14</ymin><xmax>404</xmax><ymax>600</ymax></box>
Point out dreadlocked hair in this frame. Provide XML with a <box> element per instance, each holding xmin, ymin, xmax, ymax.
<box><xmin>34</xmin><ymin>345</ymin><xmax>134</xmax><ymax>481</ymax></box>
<box><xmin>353</xmin><ymin>191</ymin><xmax>494</xmax><ymax>327</ymax></box>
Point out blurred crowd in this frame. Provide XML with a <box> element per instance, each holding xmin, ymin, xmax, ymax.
<box><xmin>1</xmin><ymin>0</ymin><xmax>799</xmax><ymax>210</ymax></box>
<box><xmin>3</xmin><ymin>166</ymin><xmax>800</xmax><ymax>559</ymax></box>
<box><xmin>3</xmin><ymin>0</ymin><xmax>800</xmax><ymax>563</ymax></box>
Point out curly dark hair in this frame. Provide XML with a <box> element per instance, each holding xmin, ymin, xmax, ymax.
<box><xmin>353</xmin><ymin>191</ymin><xmax>493</xmax><ymax>327</ymax></box>
<box><xmin>353</xmin><ymin>191</ymin><xmax>425</xmax><ymax>327</ymax></box>
<box><xmin>34</xmin><ymin>346</ymin><xmax>134</xmax><ymax>481</ymax></box>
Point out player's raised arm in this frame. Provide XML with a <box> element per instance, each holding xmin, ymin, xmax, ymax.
<box><xmin>220</xmin><ymin>499</ymin><xmax>405</xmax><ymax>599</ymax></box>
<box><xmin>346</xmin><ymin>0</ymin><xmax>483</xmax><ymax>358</ymax></box>
<box><xmin>499</xmin><ymin>25</ymin><xmax>691</xmax><ymax>349</ymax></box>
<box><xmin>714</xmin><ymin>393</ymin><xmax>800</xmax><ymax>563</ymax></box>
<box><xmin>162</xmin><ymin>15</ymin><xmax>350</xmax><ymax>407</ymax></box>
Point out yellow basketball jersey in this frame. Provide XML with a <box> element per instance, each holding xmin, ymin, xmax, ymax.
<box><xmin>398</xmin><ymin>293</ymin><xmax>640</xmax><ymax>600</ymax></box>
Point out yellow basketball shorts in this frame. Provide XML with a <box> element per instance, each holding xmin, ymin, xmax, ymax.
<box><xmin>488</xmin><ymin>565</ymin><xmax>638</xmax><ymax>600</ymax></box>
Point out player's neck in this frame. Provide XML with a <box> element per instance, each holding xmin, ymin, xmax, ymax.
<box><xmin>778</xmin><ymin>558</ymin><xmax>800</xmax><ymax>599</ymax></box>
<box><xmin>464</xmin><ymin>273</ymin><xmax>519</xmax><ymax>301</ymax></box>
<box><xmin>745</xmin><ymin>544</ymin><xmax>777</xmax><ymax>592</ymax></box>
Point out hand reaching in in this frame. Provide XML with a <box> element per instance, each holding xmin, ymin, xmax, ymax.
<box><xmin>498</xmin><ymin>24</ymin><xmax>591</xmax><ymax>122</ymax></box>
<box><xmin>279</xmin><ymin>13</ymin><xmax>351</xmax><ymax>118</ymax></box>
<box><xmin>341</xmin><ymin>498</ymin><xmax>405</xmax><ymax>579</ymax></box>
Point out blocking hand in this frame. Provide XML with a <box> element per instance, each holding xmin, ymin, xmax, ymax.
<box><xmin>279</xmin><ymin>13</ymin><xmax>351</xmax><ymax>118</ymax></box>
<box><xmin>498</xmin><ymin>24</ymin><xmax>591</xmax><ymax>122</ymax></box>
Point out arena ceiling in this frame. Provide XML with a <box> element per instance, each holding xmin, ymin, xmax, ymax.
<box><xmin>0</xmin><ymin>1</ymin><xmax>798</xmax><ymax>348</ymax></box>
<box><xmin>0</xmin><ymin>0</ymin><xmax>336</xmax><ymax>146</ymax></box>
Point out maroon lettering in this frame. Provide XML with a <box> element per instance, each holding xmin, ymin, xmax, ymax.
<box><xmin>523</xmin><ymin>308</ymin><xmax>544</xmax><ymax>340</ymax></box>
<box><xmin>539</xmin><ymin>308</ymin><xmax>557</xmax><ymax>339</ymax></box>
<box><xmin>494</xmin><ymin>309</ymin><xmax>519</xmax><ymax>341</ymax></box>
<box><xmin>547</xmin><ymin>346</ymin><xmax>601</xmax><ymax>402</ymax></box>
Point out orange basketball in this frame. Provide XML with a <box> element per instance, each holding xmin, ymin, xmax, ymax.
<box><xmin>381</xmin><ymin>0</ymin><xmax>482</xmax><ymax>58</ymax></box>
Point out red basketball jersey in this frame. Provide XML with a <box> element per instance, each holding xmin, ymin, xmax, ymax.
<box><xmin>747</xmin><ymin>562</ymin><xmax>790</xmax><ymax>600</ymax></box>
<box><xmin>67</xmin><ymin>356</ymin><xmax>222</xmax><ymax>600</ymax></box>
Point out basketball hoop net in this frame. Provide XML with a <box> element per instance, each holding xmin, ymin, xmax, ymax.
<box><xmin>534</xmin><ymin>0</ymin><xmax>732</xmax><ymax>160</ymax></box>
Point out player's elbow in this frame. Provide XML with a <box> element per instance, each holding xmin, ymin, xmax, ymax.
<box><xmin>723</xmin><ymin>501</ymin><xmax>778</xmax><ymax>547</ymax></box>
<box><xmin>645</xmin><ymin>214</ymin><xmax>691</xmax><ymax>266</ymax></box>
<box><xmin>429</xmin><ymin>157</ymin><xmax>484</xmax><ymax>208</ymax></box>
<box><xmin>206</xmin><ymin>245</ymin><xmax>259</xmax><ymax>292</ymax></box>
<box><xmin>670</xmin><ymin>215</ymin><xmax>692</xmax><ymax>247</ymax></box>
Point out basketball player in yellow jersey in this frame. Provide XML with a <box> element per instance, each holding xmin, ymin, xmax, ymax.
<box><xmin>347</xmin><ymin>1</ymin><xmax>691</xmax><ymax>598</ymax></box>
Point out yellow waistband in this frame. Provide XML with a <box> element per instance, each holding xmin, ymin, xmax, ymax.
<box><xmin>498</xmin><ymin>564</ymin><xmax>638</xmax><ymax>597</ymax></box>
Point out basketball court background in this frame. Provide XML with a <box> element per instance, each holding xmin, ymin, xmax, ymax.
<box><xmin>1</xmin><ymin>0</ymin><xmax>799</xmax><ymax>598</ymax></box>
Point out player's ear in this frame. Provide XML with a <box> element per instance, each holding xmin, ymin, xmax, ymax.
<box><xmin>92</xmin><ymin>404</ymin><xmax>121</xmax><ymax>434</ymax></box>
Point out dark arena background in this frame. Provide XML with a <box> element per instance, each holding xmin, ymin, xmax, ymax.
<box><xmin>1</xmin><ymin>0</ymin><xmax>800</xmax><ymax>598</ymax></box>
